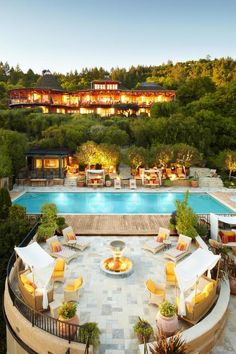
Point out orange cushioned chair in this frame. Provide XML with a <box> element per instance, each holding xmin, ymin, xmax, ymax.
<box><xmin>64</xmin><ymin>276</ymin><xmax>84</xmax><ymax>302</ymax></box>
<box><xmin>145</xmin><ymin>279</ymin><xmax>166</xmax><ymax>306</ymax></box>
<box><xmin>165</xmin><ymin>261</ymin><xmax>176</xmax><ymax>285</ymax></box>
<box><xmin>52</xmin><ymin>258</ymin><xmax>65</xmax><ymax>283</ymax></box>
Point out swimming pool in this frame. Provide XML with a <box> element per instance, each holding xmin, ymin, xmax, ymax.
<box><xmin>13</xmin><ymin>192</ymin><xmax>234</xmax><ymax>214</ymax></box>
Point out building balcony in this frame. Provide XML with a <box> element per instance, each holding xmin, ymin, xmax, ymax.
<box><xmin>4</xmin><ymin>224</ymin><xmax>93</xmax><ymax>354</ymax></box>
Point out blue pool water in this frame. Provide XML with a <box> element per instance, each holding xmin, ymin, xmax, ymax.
<box><xmin>13</xmin><ymin>192</ymin><xmax>233</xmax><ymax>214</ymax></box>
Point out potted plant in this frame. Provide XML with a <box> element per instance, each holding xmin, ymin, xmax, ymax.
<box><xmin>163</xmin><ymin>179</ymin><xmax>172</xmax><ymax>188</ymax></box>
<box><xmin>58</xmin><ymin>302</ymin><xmax>79</xmax><ymax>338</ymax></box>
<box><xmin>133</xmin><ymin>317</ymin><xmax>154</xmax><ymax>344</ymax></box>
<box><xmin>149</xmin><ymin>329</ymin><xmax>188</xmax><ymax>354</ymax></box>
<box><xmin>105</xmin><ymin>174</ymin><xmax>112</xmax><ymax>187</ymax></box>
<box><xmin>78</xmin><ymin>322</ymin><xmax>101</xmax><ymax>347</ymax></box>
<box><xmin>190</xmin><ymin>172</ymin><xmax>199</xmax><ymax>188</ymax></box>
<box><xmin>77</xmin><ymin>176</ymin><xmax>86</xmax><ymax>187</ymax></box>
<box><xmin>156</xmin><ymin>301</ymin><xmax>178</xmax><ymax>337</ymax></box>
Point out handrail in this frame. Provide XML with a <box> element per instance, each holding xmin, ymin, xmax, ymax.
<box><xmin>5</xmin><ymin>223</ymin><xmax>91</xmax><ymax>353</ymax></box>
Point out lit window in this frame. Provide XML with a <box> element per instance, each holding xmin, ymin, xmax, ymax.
<box><xmin>44</xmin><ymin>159</ymin><xmax>59</xmax><ymax>168</ymax></box>
<box><xmin>35</xmin><ymin>159</ymin><xmax>42</xmax><ymax>168</ymax></box>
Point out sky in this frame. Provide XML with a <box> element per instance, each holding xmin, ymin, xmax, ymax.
<box><xmin>0</xmin><ymin>0</ymin><xmax>236</xmax><ymax>74</ymax></box>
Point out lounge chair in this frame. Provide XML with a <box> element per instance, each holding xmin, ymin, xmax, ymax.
<box><xmin>176</xmin><ymin>167</ymin><xmax>185</xmax><ymax>179</ymax></box>
<box><xmin>64</xmin><ymin>276</ymin><xmax>83</xmax><ymax>302</ymax></box>
<box><xmin>129</xmin><ymin>179</ymin><xmax>137</xmax><ymax>189</ymax></box>
<box><xmin>164</xmin><ymin>234</ymin><xmax>192</xmax><ymax>262</ymax></box>
<box><xmin>143</xmin><ymin>227</ymin><xmax>170</xmax><ymax>254</ymax></box>
<box><xmin>46</xmin><ymin>236</ymin><xmax>77</xmax><ymax>263</ymax></box>
<box><xmin>62</xmin><ymin>226</ymin><xmax>89</xmax><ymax>251</ymax></box>
<box><xmin>51</xmin><ymin>258</ymin><xmax>65</xmax><ymax>283</ymax></box>
<box><xmin>165</xmin><ymin>261</ymin><xmax>176</xmax><ymax>285</ymax></box>
<box><xmin>114</xmin><ymin>178</ymin><xmax>121</xmax><ymax>189</ymax></box>
<box><xmin>145</xmin><ymin>279</ymin><xmax>166</xmax><ymax>306</ymax></box>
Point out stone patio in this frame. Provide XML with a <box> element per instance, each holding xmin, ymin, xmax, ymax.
<box><xmin>47</xmin><ymin>235</ymin><xmax>190</xmax><ymax>354</ymax></box>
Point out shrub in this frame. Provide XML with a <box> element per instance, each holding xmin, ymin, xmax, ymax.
<box><xmin>37</xmin><ymin>224</ymin><xmax>55</xmax><ymax>242</ymax></box>
<box><xmin>175</xmin><ymin>191</ymin><xmax>198</xmax><ymax>238</ymax></box>
<box><xmin>56</xmin><ymin>216</ymin><xmax>68</xmax><ymax>233</ymax></box>
<box><xmin>78</xmin><ymin>322</ymin><xmax>101</xmax><ymax>347</ymax></box>
<box><xmin>0</xmin><ymin>187</ymin><xmax>12</xmax><ymax>220</ymax></box>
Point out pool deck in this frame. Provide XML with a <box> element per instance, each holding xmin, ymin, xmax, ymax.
<box><xmin>64</xmin><ymin>214</ymin><xmax>171</xmax><ymax>235</ymax></box>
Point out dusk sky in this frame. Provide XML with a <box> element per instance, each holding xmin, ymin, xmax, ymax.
<box><xmin>1</xmin><ymin>0</ymin><xmax>236</xmax><ymax>74</ymax></box>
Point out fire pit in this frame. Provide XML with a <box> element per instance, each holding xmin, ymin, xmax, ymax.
<box><xmin>100</xmin><ymin>240</ymin><xmax>133</xmax><ymax>276</ymax></box>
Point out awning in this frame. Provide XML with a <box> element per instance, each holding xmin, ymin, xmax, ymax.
<box><xmin>15</xmin><ymin>242</ymin><xmax>55</xmax><ymax>309</ymax></box>
<box><xmin>210</xmin><ymin>213</ymin><xmax>236</xmax><ymax>240</ymax></box>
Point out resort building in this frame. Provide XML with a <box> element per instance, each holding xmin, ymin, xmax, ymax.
<box><xmin>8</xmin><ymin>70</ymin><xmax>176</xmax><ymax>116</ymax></box>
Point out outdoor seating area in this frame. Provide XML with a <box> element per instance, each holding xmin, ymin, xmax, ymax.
<box><xmin>9</xmin><ymin>224</ymin><xmax>231</xmax><ymax>354</ymax></box>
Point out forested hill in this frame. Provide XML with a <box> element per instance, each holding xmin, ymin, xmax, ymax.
<box><xmin>0</xmin><ymin>57</ymin><xmax>235</xmax><ymax>108</ymax></box>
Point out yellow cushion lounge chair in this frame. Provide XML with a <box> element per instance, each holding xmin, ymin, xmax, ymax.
<box><xmin>64</xmin><ymin>276</ymin><xmax>84</xmax><ymax>302</ymax></box>
<box><xmin>51</xmin><ymin>258</ymin><xmax>65</xmax><ymax>283</ymax></box>
<box><xmin>165</xmin><ymin>261</ymin><xmax>176</xmax><ymax>285</ymax></box>
<box><xmin>145</xmin><ymin>279</ymin><xmax>166</xmax><ymax>306</ymax></box>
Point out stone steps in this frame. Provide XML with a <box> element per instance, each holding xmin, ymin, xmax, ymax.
<box><xmin>199</xmin><ymin>177</ymin><xmax>224</xmax><ymax>188</ymax></box>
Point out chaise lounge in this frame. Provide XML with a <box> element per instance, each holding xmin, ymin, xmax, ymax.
<box><xmin>62</xmin><ymin>226</ymin><xmax>90</xmax><ymax>251</ymax></box>
<box><xmin>143</xmin><ymin>227</ymin><xmax>170</xmax><ymax>254</ymax></box>
<box><xmin>46</xmin><ymin>235</ymin><xmax>78</xmax><ymax>263</ymax></box>
<box><xmin>164</xmin><ymin>234</ymin><xmax>192</xmax><ymax>262</ymax></box>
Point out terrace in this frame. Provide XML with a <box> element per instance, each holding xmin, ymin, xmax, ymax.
<box><xmin>4</xmin><ymin>217</ymin><xmax>235</xmax><ymax>354</ymax></box>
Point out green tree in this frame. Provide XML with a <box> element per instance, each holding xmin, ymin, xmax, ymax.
<box><xmin>176</xmin><ymin>191</ymin><xmax>198</xmax><ymax>238</ymax></box>
<box><xmin>0</xmin><ymin>187</ymin><xmax>12</xmax><ymax>220</ymax></box>
<box><xmin>0</xmin><ymin>145</ymin><xmax>12</xmax><ymax>178</ymax></box>
<box><xmin>127</xmin><ymin>146</ymin><xmax>147</xmax><ymax>171</ymax></box>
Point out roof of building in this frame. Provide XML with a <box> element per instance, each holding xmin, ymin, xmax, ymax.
<box><xmin>35</xmin><ymin>70</ymin><xmax>63</xmax><ymax>91</ymax></box>
<box><xmin>135</xmin><ymin>82</ymin><xmax>165</xmax><ymax>91</ymax></box>
<box><xmin>26</xmin><ymin>148</ymin><xmax>71</xmax><ymax>156</ymax></box>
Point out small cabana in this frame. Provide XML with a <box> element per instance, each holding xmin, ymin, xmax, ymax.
<box><xmin>210</xmin><ymin>213</ymin><xmax>236</xmax><ymax>246</ymax></box>
<box><xmin>15</xmin><ymin>242</ymin><xmax>55</xmax><ymax>310</ymax></box>
<box><xmin>141</xmin><ymin>169</ymin><xmax>162</xmax><ymax>187</ymax></box>
<box><xmin>175</xmin><ymin>248</ymin><xmax>220</xmax><ymax>324</ymax></box>
<box><xmin>86</xmin><ymin>169</ymin><xmax>105</xmax><ymax>187</ymax></box>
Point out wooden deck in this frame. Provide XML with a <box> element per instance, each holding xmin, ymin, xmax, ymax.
<box><xmin>64</xmin><ymin>215</ymin><xmax>170</xmax><ymax>235</ymax></box>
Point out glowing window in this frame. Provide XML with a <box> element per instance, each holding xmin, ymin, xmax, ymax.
<box><xmin>44</xmin><ymin>159</ymin><xmax>59</xmax><ymax>168</ymax></box>
<box><xmin>35</xmin><ymin>159</ymin><xmax>42</xmax><ymax>168</ymax></box>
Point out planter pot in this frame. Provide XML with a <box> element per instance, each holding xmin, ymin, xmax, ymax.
<box><xmin>106</xmin><ymin>180</ymin><xmax>112</xmax><ymax>187</ymax></box>
<box><xmin>191</xmin><ymin>180</ymin><xmax>199</xmax><ymax>188</ymax></box>
<box><xmin>156</xmin><ymin>312</ymin><xmax>178</xmax><ymax>337</ymax></box>
<box><xmin>229</xmin><ymin>276</ymin><xmax>236</xmax><ymax>295</ymax></box>
<box><xmin>58</xmin><ymin>315</ymin><xmax>79</xmax><ymax>338</ymax></box>
<box><xmin>137</xmin><ymin>333</ymin><xmax>151</xmax><ymax>344</ymax></box>
<box><xmin>77</xmin><ymin>181</ymin><xmax>85</xmax><ymax>187</ymax></box>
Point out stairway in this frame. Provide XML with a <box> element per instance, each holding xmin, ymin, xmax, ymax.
<box><xmin>64</xmin><ymin>177</ymin><xmax>78</xmax><ymax>187</ymax></box>
<box><xmin>190</xmin><ymin>167</ymin><xmax>224</xmax><ymax>188</ymax></box>
<box><xmin>199</xmin><ymin>177</ymin><xmax>224</xmax><ymax>188</ymax></box>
